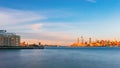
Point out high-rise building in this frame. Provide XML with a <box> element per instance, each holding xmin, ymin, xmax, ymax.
<box><xmin>0</xmin><ymin>30</ymin><xmax>20</xmax><ymax>46</ymax></box>
<box><xmin>77</xmin><ymin>38</ymin><xmax>80</xmax><ymax>44</ymax></box>
<box><xmin>81</xmin><ymin>36</ymin><xmax>84</xmax><ymax>44</ymax></box>
<box><xmin>89</xmin><ymin>37</ymin><xmax>92</xmax><ymax>44</ymax></box>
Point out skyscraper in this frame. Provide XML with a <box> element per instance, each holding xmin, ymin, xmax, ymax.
<box><xmin>81</xmin><ymin>36</ymin><xmax>84</xmax><ymax>44</ymax></box>
<box><xmin>77</xmin><ymin>38</ymin><xmax>80</xmax><ymax>44</ymax></box>
<box><xmin>89</xmin><ymin>37</ymin><xmax>92</xmax><ymax>44</ymax></box>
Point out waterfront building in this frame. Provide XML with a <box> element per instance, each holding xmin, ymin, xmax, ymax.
<box><xmin>0</xmin><ymin>30</ymin><xmax>20</xmax><ymax>46</ymax></box>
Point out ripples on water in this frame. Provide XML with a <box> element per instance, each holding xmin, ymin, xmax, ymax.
<box><xmin>0</xmin><ymin>47</ymin><xmax>120</xmax><ymax>68</ymax></box>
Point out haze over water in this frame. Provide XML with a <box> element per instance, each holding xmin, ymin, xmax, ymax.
<box><xmin>0</xmin><ymin>47</ymin><xmax>120</xmax><ymax>68</ymax></box>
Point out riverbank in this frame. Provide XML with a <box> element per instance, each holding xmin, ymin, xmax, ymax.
<box><xmin>0</xmin><ymin>46</ymin><xmax>44</xmax><ymax>49</ymax></box>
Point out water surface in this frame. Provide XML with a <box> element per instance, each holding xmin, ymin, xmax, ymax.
<box><xmin>0</xmin><ymin>47</ymin><xmax>120</xmax><ymax>68</ymax></box>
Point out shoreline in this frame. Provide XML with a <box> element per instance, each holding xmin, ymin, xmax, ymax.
<box><xmin>0</xmin><ymin>46</ymin><xmax>120</xmax><ymax>49</ymax></box>
<box><xmin>0</xmin><ymin>46</ymin><xmax>44</xmax><ymax>49</ymax></box>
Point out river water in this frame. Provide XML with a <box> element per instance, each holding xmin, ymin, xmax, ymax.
<box><xmin>0</xmin><ymin>47</ymin><xmax>120</xmax><ymax>68</ymax></box>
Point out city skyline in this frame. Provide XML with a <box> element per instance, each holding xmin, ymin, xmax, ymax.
<box><xmin>0</xmin><ymin>0</ymin><xmax>120</xmax><ymax>45</ymax></box>
<box><xmin>71</xmin><ymin>36</ymin><xmax>120</xmax><ymax>47</ymax></box>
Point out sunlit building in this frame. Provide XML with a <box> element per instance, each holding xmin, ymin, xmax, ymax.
<box><xmin>71</xmin><ymin>36</ymin><xmax>87</xmax><ymax>47</ymax></box>
<box><xmin>71</xmin><ymin>36</ymin><xmax>120</xmax><ymax>47</ymax></box>
<box><xmin>81</xmin><ymin>36</ymin><xmax>84</xmax><ymax>44</ymax></box>
<box><xmin>88</xmin><ymin>37</ymin><xmax>92</xmax><ymax>44</ymax></box>
<box><xmin>0</xmin><ymin>30</ymin><xmax>20</xmax><ymax>46</ymax></box>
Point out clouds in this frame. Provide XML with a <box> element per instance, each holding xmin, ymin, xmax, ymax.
<box><xmin>1</xmin><ymin>6</ymin><xmax>120</xmax><ymax>45</ymax></box>
<box><xmin>0</xmin><ymin>7</ymin><xmax>76</xmax><ymax>45</ymax></box>
<box><xmin>31</xmin><ymin>23</ymin><xmax>43</xmax><ymax>32</ymax></box>
<box><xmin>0</xmin><ymin>0</ymin><xmax>120</xmax><ymax>46</ymax></box>
<box><xmin>0</xmin><ymin>7</ymin><xmax>46</xmax><ymax>25</ymax></box>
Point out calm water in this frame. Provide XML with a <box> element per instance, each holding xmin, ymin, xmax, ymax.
<box><xmin>0</xmin><ymin>47</ymin><xmax>120</xmax><ymax>68</ymax></box>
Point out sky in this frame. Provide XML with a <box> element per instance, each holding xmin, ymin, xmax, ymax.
<box><xmin>0</xmin><ymin>0</ymin><xmax>120</xmax><ymax>45</ymax></box>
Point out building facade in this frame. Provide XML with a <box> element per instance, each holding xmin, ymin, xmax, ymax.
<box><xmin>0</xmin><ymin>30</ymin><xmax>20</xmax><ymax>46</ymax></box>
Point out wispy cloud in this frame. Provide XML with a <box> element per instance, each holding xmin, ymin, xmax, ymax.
<box><xmin>1</xmin><ymin>7</ymin><xmax>100</xmax><ymax>45</ymax></box>
<box><xmin>2</xmin><ymin>21</ymin><xmax>76</xmax><ymax>45</ymax></box>
<box><xmin>0</xmin><ymin>7</ymin><xmax>46</xmax><ymax>25</ymax></box>
<box><xmin>31</xmin><ymin>23</ymin><xmax>43</xmax><ymax>32</ymax></box>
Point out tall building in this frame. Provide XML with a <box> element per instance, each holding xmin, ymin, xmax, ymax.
<box><xmin>81</xmin><ymin>36</ymin><xmax>84</xmax><ymax>44</ymax></box>
<box><xmin>0</xmin><ymin>30</ymin><xmax>20</xmax><ymax>46</ymax></box>
<box><xmin>89</xmin><ymin>37</ymin><xmax>92</xmax><ymax>44</ymax></box>
<box><xmin>77</xmin><ymin>38</ymin><xmax>80</xmax><ymax>44</ymax></box>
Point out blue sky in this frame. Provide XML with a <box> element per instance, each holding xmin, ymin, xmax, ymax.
<box><xmin>0</xmin><ymin>0</ymin><xmax>120</xmax><ymax>45</ymax></box>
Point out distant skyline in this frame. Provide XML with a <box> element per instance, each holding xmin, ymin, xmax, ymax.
<box><xmin>0</xmin><ymin>0</ymin><xmax>120</xmax><ymax>45</ymax></box>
